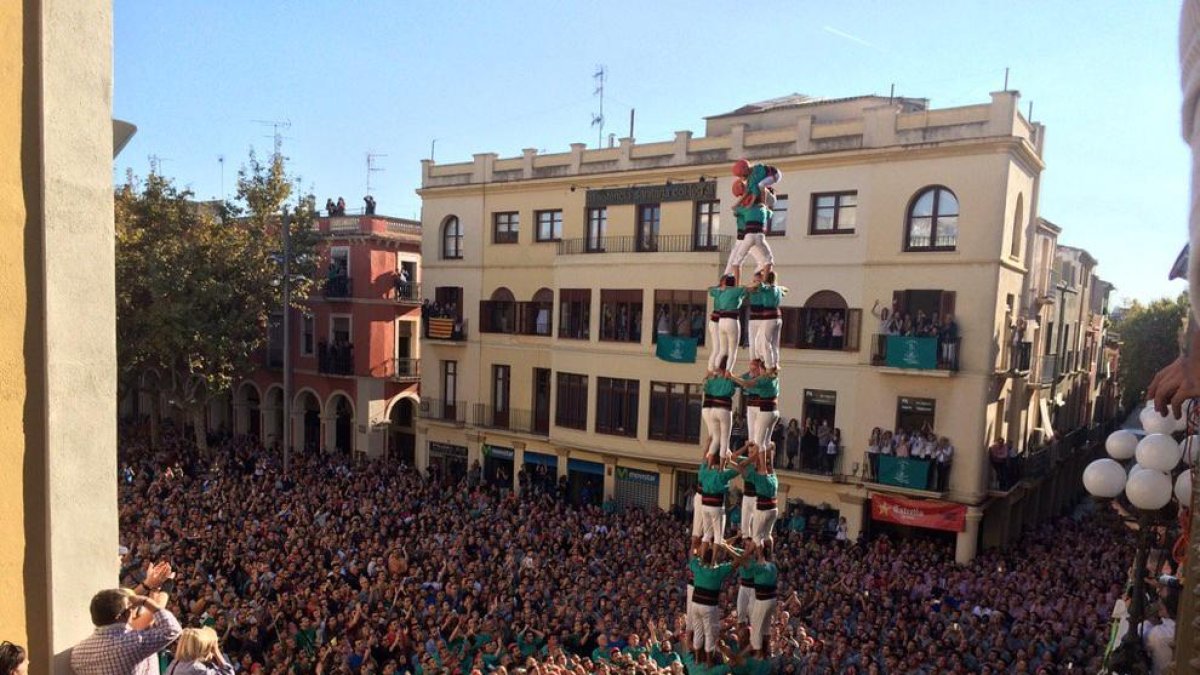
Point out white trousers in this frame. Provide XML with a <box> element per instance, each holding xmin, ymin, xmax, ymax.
<box><xmin>751</xmin><ymin>507</ymin><xmax>778</xmax><ymax>544</ymax></box>
<box><xmin>699</xmin><ymin>504</ymin><xmax>725</xmax><ymax>543</ymax></box>
<box><xmin>724</xmin><ymin>234</ymin><xmax>772</xmax><ymax>276</ymax></box>
<box><xmin>689</xmin><ymin>601</ymin><xmax>720</xmax><ymax>653</ymax></box>
<box><xmin>702</xmin><ymin>406</ymin><xmax>732</xmax><ymax>459</ymax></box>
<box><xmin>749</xmin><ymin>597</ymin><xmax>777</xmax><ymax>651</ymax></box>
<box><xmin>685</xmin><ymin>585</ymin><xmax>694</xmax><ymax>632</ymax></box>
<box><xmin>737</xmin><ymin>584</ymin><xmax>754</xmax><ymax>624</ymax></box>
<box><xmin>749</xmin><ymin>406</ymin><xmax>779</xmax><ymax>450</ymax></box>
<box><xmin>690</xmin><ymin>492</ymin><xmax>703</xmax><ymax>538</ymax></box>
<box><xmin>750</xmin><ymin>318</ymin><xmax>782</xmax><ymax>369</ymax></box>
<box><xmin>740</xmin><ymin>495</ymin><xmax>756</xmax><ymax>536</ymax></box>
<box><xmin>707</xmin><ymin>317</ymin><xmax>741</xmax><ymax>372</ymax></box>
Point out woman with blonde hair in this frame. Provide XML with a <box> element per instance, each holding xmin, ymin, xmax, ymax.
<box><xmin>167</xmin><ymin>627</ymin><xmax>234</xmax><ymax>675</ymax></box>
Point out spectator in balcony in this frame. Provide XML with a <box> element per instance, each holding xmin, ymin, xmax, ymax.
<box><xmin>336</xmin><ymin>196</ymin><xmax>346</xmax><ymax>215</ymax></box>
<box><xmin>940</xmin><ymin>314</ymin><xmax>960</xmax><ymax>366</ymax></box>
<box><xmin>364</xmin><ymin>195</ymin><xmax>376</xmax><ymax>215</ymax></box>
<box><xmin>816</xmin><ymin>420</ymin><xmax>831</xmax><ymax>455</ymax></box>
<box><xmin>0</xmin><ymin>642</ymin><xmax>27</xmax><ymax>675</ymax></box>
<box><xmin>871</xmin><ymin>300</ymin><xmax>899</xmax><ymax>335</ymax></box>
<box><xmin>989</xmin><ymin>438</ymin><xmax>1009</xmax><ymax>489</ymax></box>
<box><xmin>935</xmin><ymin>437</ymin><xmax>955</xmax><ymax>492</ymax></box>
<box><xmin>784</xmin><ymin>419</ymin><xmax>799</xmax><ymax>470</ymax></box>
<box><xmin>656</xmin><ymin>305</ymin><xmax>671</xmax><ymax>337</ymax></box>
<box><xmin>865</xmin><ymin>427</ymin><xmax>882</xmax><ymax>480</ymax></box>
<box><xmin>169</xmin><ymin>627</ymin><xmax>235</xmax><ymax>675</ymax></box>
<box><xmin>690</xmin><ymin>308</ymin><xmax>705</xmax><ymax>344</ymax></box>
<box><xmin>824</xmin><ymin>428</ymin><xmax>841</xmax><ymax>475</ymax></box>
<box><xmin>800</xmin><ymin>418</ymin><xmax>819</xmax><ymax>471</ymax></box>
<box><xmin>325</xmin><ymin>198</ymin><xmax>335</xmax><ymax>216</ymax></box>
<box><xmin>829</xmin><ymin>313</ymin><xmax>845</xmax><ymax>350</ymax></box>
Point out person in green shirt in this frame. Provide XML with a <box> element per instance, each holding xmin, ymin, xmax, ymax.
<box><xmin>708</xmin><ymin>277</ymin><xmax>746</xmax><ymax>374</ymax></box>
<box><xmin>749</xmin><ymin>442</ymin><xmax>779</xmax><ymax>549</ymax></box>
<box><xmin>736</xmin><ymin>447</ymin><xmax>758</xmax><ymax>544</ymax></box>
<box><xmin>701</xmin><ymin>368</ymin><xmax>737</xmax><ymax>461</ymax></box>
<box><xmin>696</xmin><ymin>452</ymin><xmax>741</xmax><ymax>559</ymax></box>
<box><xmin>746</xmin><ymin>544</ymin><xmax>780</xmax><ymax>659</ymax></box>
<box><xmin>687</xmin><ymin>547</ymin><xmax>735</xmax><ymax>666</ymax></box>
<box><xmin>746</xmin><ymin>270</ymin><xmax>787</xmax><ymax>373</ymax></box>
<box><xmin>733</xmin><ymin>359</ymin><xmax>780</xmax><ymax>457</ymax></box>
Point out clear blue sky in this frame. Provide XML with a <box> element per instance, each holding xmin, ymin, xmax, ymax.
<box><xmin>115</xmin><ymin>0</ymin><xmax>1188</xmax><ymax>306</ymax></box>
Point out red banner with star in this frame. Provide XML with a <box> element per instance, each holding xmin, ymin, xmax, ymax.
<box><xmin>871</xmin><ymin>494</ymin><xmax>967</xmax><ymax>532</ymax></box>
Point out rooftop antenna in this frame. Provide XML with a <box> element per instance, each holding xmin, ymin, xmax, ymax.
<box><xmin>148</xmin><ymin>154</ymin><xmax>170</xmax><ymax>175</ymax></box>
<box><xmin>252</xmin><ymin>119</ymin><xmax>293</xmax><ymax>161</ymax></box>
<box><xmin>1003</xmin><ymin>67</ymin><xmax>1010</xmax><ymax>91</ymax></box>
<box><xmin>889</xmin><ymin>83</ymin><xmax>895</xmax><ymax>105</ymax></box>
<box><xmin>366</xmin><ymin>152</ymin><xmax>387</xmax><ymax>195</ymax></box>
<box><xmin>218</xmin><ymin>155</ymin><xmax>225</xmax><ymax>199</ymax></box>
<box><xmin>429</xmin><ymin>139</ymin><xmax>437</xmax><ymax>162</ymax></box>
<box><xmin>1027</xmin><ymin>100</ymin><xmax>1034</xmax><ymax>122</ymax></box>
<box><xmin>591</xmin><ymin>65</ymin><xmax>606</xmax><ymax>149</ymax></box>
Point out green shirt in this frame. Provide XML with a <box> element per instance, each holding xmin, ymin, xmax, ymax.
<box><xmin>623</xmin><ymin>645</ymin><xmax>648</xmax><ymax>659</ymax></box>
<box><xmin>748</xmin><ymin>560</ymin><xmax>779</xmax><ymax>588</ymax></box>
<box><xmin>746</xmin><ymin>374</ymin><xmax>779</xmax><ymax>399</ymax></box>
<box><xmin>734</xmin><ymin>205</ymin><xmax>749</xmax><ymax>233</ymax></box>
<box><xmin>683</xmin><ymin>651</ymin><xmax>732</xmax><ymax>675</ymax></box>
<box><xmin>650</xmin><ymin>645</ymin><xmax>681</xmax><ymax>668</ymax></box>
<box><xmin>709</xmin><ymin>286</ymin><xmax>745</xmax><ymax>312</ymax></box>
<box><xmin>751</xmin><ymin>471</ymin><xmax>778</xmax><ymax>498</ymax></box>
<box><xmin>741</xmin><ymin>202</ymin><xmax>771</xmax><ymax>225</ymax></box>
<box><xmin>699</xmin><ymin>463</ymin><xmax>739</xmax><ymax>495</ymax></box>
<box><xmin>704</xmin><ymin>376</ymin><xmax>736</xmax><ymax>398</ymax></box>
<box><xmin>689</xmin><ymin>556</ymin><xmax>734</xmax><ymax>592</ymax></box>
<box><xmin>733</xmin><ymin>657</ymin><xmax>772</xmax><ymax>675</ymax></box>
<box><xmin>749</xmin><ymin>284</ymin><xmax>783</xmax><ymax>308</ymax></box>
<box><xmin>739</xmin><ymin>562</ymin><xmax>755</xmax><ymax>585</ymax></box>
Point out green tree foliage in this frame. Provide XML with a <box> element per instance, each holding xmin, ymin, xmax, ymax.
<box><xmin>116</xmin><ymin>152</ymin><xmax>318</xmax><ymax>450</ymax></box>
<box><xmin>1112</xmin><ymin>293</ymin><xmax>1190</xmax><ymax>407</ymax></box>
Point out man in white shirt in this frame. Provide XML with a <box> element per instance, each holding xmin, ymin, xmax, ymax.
<box><xmin>1142</xmin><ymin>602</ymin><xmax>1175</xmax><ymax>675</ymax></box>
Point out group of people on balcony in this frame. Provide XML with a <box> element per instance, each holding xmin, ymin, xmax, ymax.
<box><xmin>871</xmin><ymin>301</ymin><xmax>960</xmax><ymax>366</ymax></box>
<box><xmin>317</xmin><ymin>339</ymin><xmax>353</xmax><ymax>375</ymax></box>
<box><xmin>323</xmin><ymin>196</ymin><xmax>347</xmax><ymax>216</ymax></box>
<box><xmin>655</xmin><ymin>305</ymin><xmax>707</xmax><ymax>345</ymax></box>
<box><xmin>864</xmin><ymin>424</ymin><xmax>956</xmax><ymax>492</ymax></box>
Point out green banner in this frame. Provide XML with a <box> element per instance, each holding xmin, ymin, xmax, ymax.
<box><xmin>655</xmin><ymin>335</ymin><xmax>698</xmax><ymax>363</ymax></box>
<box><xmin>877</xmin><ymin>456</ymin><xmax>932</xmax><ymax>490</ymax></box>
<box><xmin>885</xmin><ymin>335</ymin><xmax>938</xmax><ymax>369</ymax></box>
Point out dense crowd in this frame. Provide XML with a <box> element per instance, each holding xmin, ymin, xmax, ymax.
<box><xmin>113</xmin><ymin>426</ymin><xmax>1131</xmax><ymax>675</ymax></box>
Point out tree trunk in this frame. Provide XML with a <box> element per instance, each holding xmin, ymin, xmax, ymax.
<box><xmin>191</xmin><ymin>405</ymin><xmax>209</xmax><ymax>455</ymax></box>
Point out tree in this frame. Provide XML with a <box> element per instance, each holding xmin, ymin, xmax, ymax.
<box><xmin>1111</xmin><ymin>293</ymin><xmax>1190</xmax><ymax>408</ymax></box>
<box><xmin>116</xmin><ymin>152</ymin><xmax>319</xmax><ymax>451</ymax></box>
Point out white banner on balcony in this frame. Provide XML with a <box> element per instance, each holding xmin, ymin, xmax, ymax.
<box><xmin>1038</xmin><ymin>396</ymin><xmax>1054</xmax><ymax>438</ymax></box>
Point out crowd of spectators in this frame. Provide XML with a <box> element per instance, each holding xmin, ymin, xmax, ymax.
<box><xmin>105</xmin><ymin>424</ymin><xmax>1130</xmax><ymax>675</ymax></box>
<box><xmin>421</xmin><ymin>300</ymin><xmax>460</xmax><ymax>321</ymax></box>
<box><xmin>863</xmin><ymin>426</ymin><xmax>955</xmax><ymax>491</ymax></box>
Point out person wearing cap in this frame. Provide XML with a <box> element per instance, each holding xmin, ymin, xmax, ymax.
<box><xmin>745</xmin><ymin>271</ymin><xmax>786</xmax><ymax>372</ymax></box>
<box><xmin>708</xmin><ymin>277</ymin><xmax>746</xmax><ymax>375</ymax></box>
<box><xmin>701</xmin><ymin>365</ymin><xmax>736</xmax><ymax>462</ymax></box>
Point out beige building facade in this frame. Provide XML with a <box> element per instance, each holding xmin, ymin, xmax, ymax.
<box><xmin>417</xmin><ymin>91</ymin><xmax>1112</xmax><ymax>562</ymax></box>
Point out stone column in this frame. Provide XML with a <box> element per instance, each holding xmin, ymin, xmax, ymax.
<box><xmin>602</xmin><ymin>456</ymin><xmax>617</xmax><ymax>501</ymax></box>
<box><xmin>955</xmin><ymin>509</ymin><xmax>985</xmax><ymax>564</ymax></box>
<box><xmin>512</xmin><ymin>441</ymin><xmax>526</xmax><ymax>494</ymax></box>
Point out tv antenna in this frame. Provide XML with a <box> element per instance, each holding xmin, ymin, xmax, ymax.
<box><xmin>148</xmin><ymin>154</ymin><xmax>171</xmax><ymax>175</ymax></box>
<box><xmin>591</xmin><ymin>65</ymin><xmax>606</xmax><ymax>149</ymax></box>
<box><xmin>252</xmin><ymin>119</ymin><xmax>292</xmax><ymax>160</ymax></box>
<box><xmin>366</xmin><ymin>152</ymin><xmax>387</xmax><ymax>195</ymax></box>
<box><xmin>218</xmin><ymin>154</ymin><xmax>225</xmax><ymax>198</ymax></box>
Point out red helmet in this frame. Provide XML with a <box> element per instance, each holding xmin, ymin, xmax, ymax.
<box><xmin>732</xmin><ymin>179</ymin><xmax>746</xmax><ymax>197</ymax></box>
<box><xmin>732</xmin><ymin>159</ymin><xmax>750</xmax><ymax>177</ymax></box>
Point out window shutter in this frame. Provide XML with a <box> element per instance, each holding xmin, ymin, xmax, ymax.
<box><xmin>845</xmin><ymin>309</ymin><xmax>862</xmax><ymax>351</ymax></box>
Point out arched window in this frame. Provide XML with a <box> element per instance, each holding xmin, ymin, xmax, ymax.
<box><xmin>905</xmin><ymin>186</ymin><xmax>959</xmax><ymax>251</ymax></box>
<box><xmin>441</xmin><ymin>216</ymin><xmax>463</xmax><ymax>259</ymax></box>
<box><xmin>1009</xmin><ymin>193</ymin><xmax>1024</xmax><ymax>258</ymax></box>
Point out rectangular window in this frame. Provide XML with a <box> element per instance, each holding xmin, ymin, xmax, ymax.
<box><xmin>536</xmin><ymin>209</ymin><xmax>563</xmax><ymax>242</ymax></box>
<box><xmin>596</xmin><ymin>377</ymin><xmax>639</xmax><ymax>437</ymax></box>
<box><xmin>600</xmin><ymin>289</ymin><xmax>643</xmax><ymax>343</ymax></box>
<box><xmin>802</xmin><ymin>389</ymin><xmax>838</xmax><ymax>429</ymax></box>
<box><xmin>649</xmin><ymin>381</ymin><xmax>702</xmax><ymax>443</ymax></box>
<box><xmin>302</xmin><ymin>314</ymin><xmax>314</xmax><ymax>356</ymax></box>
<box><xmin>810</xmin><ymin>192</ymin><xmax>857</xmax><ymax>234</ymax></box>
<box><xmin>442</xmin><ymin>360</ymin><xmax>458</xmax><ymax>402</ymax></box>
<box><xmin>555</xmin><ymin>372</ymin><xmax>588</xmax><ymax>430</ymax></box>
<box><xmin>765</xmin><ymin>194</ymin><xmax>788</xmax><ymax>235</ymax></box>
<box><xmin>587</xmin><ymin>207</ymin><xmax>607</xmax><ymax>252</ymax></box>
<box><xmin>492</xmin><ymin>365</ymin><xmax>510</xmax><ymax>414</ymax></box>
<box><xmin>896</xmin><ymin>396</ymin><xmax>936</xmax><ymax>432</ymax></box>
<box><xmin>493</xmin><ymin>212</ymin><xmax>519</xmax><ymax>244</ymax></box>
<box><xmin>637</xmin><ymin>203</ymin><xmax>660</xmax><ymax>252</ymax></box>
<box><xmin>331</xmin><ymin>316</ymin><xmax>351</xmax><ymax>344</ymax></box>
<box><xmin>558</xmin><ymin>289</ymin><xmax>591</xmax><ymax>340</ymax></box>
<box><xmin>653</xmin><ymin>289</ymin><xmax>708</xmax><ymax>345</ymax></box>
<box><xmin>694</xmin><ymin>200</ymin><xmax>720</xmax><ymax>250</ymax></box>
<box><xmin>779</xmin><ymin>307</ymin><xmax>862</xmax><ymax>351</ymax></box>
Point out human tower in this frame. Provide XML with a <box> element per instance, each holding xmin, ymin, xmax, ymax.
<box><xmin>685</xmin><ymin>159</ymin><xmax>785</xmax><ymax>671</ymax></box>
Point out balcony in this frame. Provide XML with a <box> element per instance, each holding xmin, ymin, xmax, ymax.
<box><xmin>471</xmin><ymin>404</ymin><xmax>549</xmax><ymax>436</ymax></box>
<box><xmin>424</xmin><ymin>316</ymin><xmax>468</xmax><ymax>342</ymax></box>
<box><xmin>323</xmin><ymin>274</ymin><xmax>352</xmax><ymax>299</ymax></box>
<box><xmin>1000</xmin><ymin>341</ymin><xmax>1032</xmax><ymax>374</ymax></box>
<box><xmin>317</xmin><ymin>342</ymin><xmax>354</xmax><ymax>376</ymax></box>
<box><xmin>419</xmin><ymin>398</ymin><xmax>466</xmax><ymax>423</ymax></box>
<box><xmin>384</xmin><ymin>357</ymin><xmax>420</xmax><ymax>383</ymax></box>
<box><xmin>1038</xmin><ymin>354</ymin><xmax>1061</xmax><ymax>385</ymax></box>
<box><xmin>870</xmin><ymin>335</ymin><xmax>960</xmax><ymax>374</ymax></box>
<box><xmin>556</xmin><ymin>234</ymin><xmax>732</xmax><ymax>255</ymax></box>
<box><xmin>392</xmin><ymin>278</ymin><xmax>421</xmax><ymax>304</ymax></box>
<box><xmin>479</xmin><ymin>301</ymin><xmax>552</xmax><ymax>336</ymax></box>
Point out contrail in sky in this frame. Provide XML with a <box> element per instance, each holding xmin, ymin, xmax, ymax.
<box><xmin>822</xmin><ymin>25</ymin><xmax>882</xmax><ymax>51</ymax></box>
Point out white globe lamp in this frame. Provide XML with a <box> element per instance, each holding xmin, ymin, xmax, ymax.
<box><xmin>1125</xmin><ymin>470</ymin><xmax>1173</xmax><ymax>511</ymax></box>
<box><xmin>1140</xmin><ymin>406</ymin><xmax>1176</xmax><ymax>435</ymax></box>
<box><xmin>1106</xmin><ymin>430</ymin><xmax>1138</xmax><ymax>461</ymax></box>
<box><xmin>1176</xmin><ymin>471</ymin><xmax>1194</xmax><ymax>505</ymax></box>
<box><xmin>1136</xmin><ymin>434</ymin><xmax>1183</xmax><ymax>473</ymax></box>
<box><xmin>1083</xmin><ymin>459</ymin><xmax>1127</xmax><ymax>499</ymax></box>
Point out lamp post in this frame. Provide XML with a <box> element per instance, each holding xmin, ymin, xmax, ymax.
<box><xmin>1087</xmin><ymin>425</ymin><xmax>1186</xmax><ymax>674</ymax></box>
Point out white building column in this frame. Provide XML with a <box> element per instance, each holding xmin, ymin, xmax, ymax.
<box><xmin>955</xmin><ymin>508</ymin><xmax>985</xmax><ymax>564</ymax></box>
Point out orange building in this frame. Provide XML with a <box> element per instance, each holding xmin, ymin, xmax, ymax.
<box><xmin>242</xmin><ymin>212</ymin><xmax>422</xmax><ymax>460</ymax></box>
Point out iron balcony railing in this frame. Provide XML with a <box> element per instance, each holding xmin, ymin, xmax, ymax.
<box><xmin>419</xmin><ymin>398</ymin><xmax>466</xmax><ymax>423</ymax></box>
<box><xmin>317</xmin><ymin>342</ymin><xmax>354</xmax><ymax>375</ymax></box>
<box><xmin>471</xmin><ymin>404</ymin><xmax>550</xmax><ymax>436</ymax></box>
<box><xmin>393</xmin><ymin>279</ymin><xmax>421</xmax><ymax>304</ymax></box>
<box><xmin>323</xmin><ymin>274</ymin><xmax>352</xmax><ymax>299</ymax></box>
<box><xmin>556</xmin><ymin>234</ymin><xmax>733</xmax><ymax>255</ymax></box>
<box><xmin>870</xmin><ymin>335</ymin><xmax>961</xmax><ymax>372</ymax></box>
<box><xmin>385</xmin><ymin>357</ymin><xmax>420</xmax><ymax>382</ymax></box>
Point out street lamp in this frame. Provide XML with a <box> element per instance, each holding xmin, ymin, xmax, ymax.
<box><xmin>1087</xmin><ymin>421</ymin><xmax>1190</xmax><ymax>674</ymax></box>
